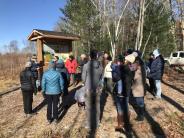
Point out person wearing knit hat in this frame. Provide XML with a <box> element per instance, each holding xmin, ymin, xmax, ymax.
<box><xmin>56</xmin><ymin>59</ymin><xmax>70</xmax><ymax>104</ymax></box>
<box><xmin>153</xmin><ymin>49</ymin><xmax>160</xmax><ymax>58</ymax></box>
<box><xmin>42</xmin><ymin>60</ymin><xmax>64</xmax><ymax>124</ymax></box>
<box><xmin>20</xmin><ymin>61</ymin><xmax>37</xmax><ymax>117</ymax></box>
<box><xmin>125</xmin><ymin>54</ymin><xmax>136</xmax><ymax>64</ymax></box>
<box><xmin>114</xmin><ymin>54</ymin><xmax>135</xmax><ymax>133</ymax></box>
<box><xmin>148</xmin><ymin>49</ymin><xmax>165</xmax><ymax>99</ymax></box>
<box><xmin>25</xmin><ymin>61</ymin><xmax>32</xmax><ymax>68</ymax></box>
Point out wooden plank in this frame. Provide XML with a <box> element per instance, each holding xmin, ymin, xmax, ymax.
<box><xmin>30</xmin><ymin>36</ymin><xmax>43</xmax><ymax>41</ymax></box>
<box><xmin>37</xmin><ymin>39</ymin><xmax>43</xmax><ymax>62</ymax></box>
<box><xmin>36</xmin><ymin>39</ymin><xmax>44</xmax><ymax>78</ymax></box>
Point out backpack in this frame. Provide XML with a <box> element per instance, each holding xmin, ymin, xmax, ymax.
<box><xmin>111</xmin><ymin>64</ymin><xmax>121</xmax><ymax>82</ymax></box>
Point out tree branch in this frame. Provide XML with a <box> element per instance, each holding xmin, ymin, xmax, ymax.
<box><xmin>142</xmin><ymin>25</ymin><xmax>153</xmax><ymax>58</ymax></box>
<box><xmin>115</xmin><ymin>0</ymin><xmax>130</xmax><ymax>38</ymax></box>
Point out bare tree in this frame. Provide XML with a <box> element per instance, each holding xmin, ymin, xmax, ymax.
<box><xmin>7</xmin><ymin>40</ymin><xmax>19</xmax><ymax>53</ymax></box>
<box><xmin>90</xmin><ymin>0</ymin><xmax>130</xmax><ymax>60</ymax></box>
<box><xmin>22</xmin><ymin>40</ymin><xmax>36</xmax><ymax>54</ymax></box>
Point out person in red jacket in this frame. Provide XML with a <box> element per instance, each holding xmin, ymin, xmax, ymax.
<box><xmin>65</xmin><ymin>55</ymin><xmax>78</xmax><ymax>86</ymax></box>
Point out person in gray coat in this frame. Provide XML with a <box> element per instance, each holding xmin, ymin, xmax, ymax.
<box><xmin>82</xmin><ymin>50</ymin><xmax>103</xmax><ymax>130</ymax></box>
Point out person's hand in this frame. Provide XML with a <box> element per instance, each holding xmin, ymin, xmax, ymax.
<box><xmin>36</xmin><ymin>67</ymin><xmax>40</xmax><ymax>71</ymax></box>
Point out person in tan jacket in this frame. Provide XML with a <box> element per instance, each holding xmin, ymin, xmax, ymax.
<box><xmin>132</xmin><ymin>56</ymin><xmax>146</xmax><ymax>121</ymax></box>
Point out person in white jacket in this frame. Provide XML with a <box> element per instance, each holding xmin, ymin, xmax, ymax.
<box><xmin>103</xmin><ymin>56</ymin><xmax>114</xmax><ymax>93</ymax></box>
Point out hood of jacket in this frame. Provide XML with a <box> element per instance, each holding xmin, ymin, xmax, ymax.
<box><xmin>56</xmin><ymin>62</ymin><xmax>65</xmax><ymax>69</ymax></box>
<box><xmin>153</xmin><ymin>49</ymin><xmax>160</xmax><ymax>58</ymax></box>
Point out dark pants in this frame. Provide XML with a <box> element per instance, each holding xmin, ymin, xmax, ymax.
<box><xmin>135</xmin><ymin>97</ymin><xmax>144</xmax><ymax>108</ymax></box>
<box><xmin>22</xmin><ymin>91</ymin><xmax>33</xmax><ymax>114</ymax></box>
<box><xmin>104</xmin><ymin>78</ymin><xmax>114</xmax><ymax>93</ymax></box>
<box><xmin>149</xmin><ymin>78</ymin><xmax>155</xmax><ymax>93</ymax></box>
<box><xmin>46</xmin><ymin>94</ymin><xmax>59</xmax><ymax>121</ymax></box>
<box><xmin>115</xmin><ymin>96</ymin><xmax>129</xmax><ymax>116</ymax></box>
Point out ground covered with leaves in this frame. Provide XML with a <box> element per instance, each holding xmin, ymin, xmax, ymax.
<box><xmin>0</xmin><ymin>72</ymin><xmax>184</xmax><ymax>138</ymax></box>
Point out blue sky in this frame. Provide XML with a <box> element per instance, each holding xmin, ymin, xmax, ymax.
<box><xmin>0</xmin><ymin>0</ymin><xmax>66</xmax><ymax>51</ymax></box>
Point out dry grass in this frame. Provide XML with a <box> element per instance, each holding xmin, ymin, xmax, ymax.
<box><xmin>0</xmin><ymin>81</ymin><xmax>184</xmax><ymax>138</ymax></box>
<box><xmin>0</xmin><ymin>79</ymin><xmax>19</xmax><ymax>93</ymax></box>
<box><xmin>0</xmin><ymin>70</ymin><xmax>184</xmax><ymax>137</ymax></box>
<box><xmin>0</xmin><ymin>53</ymin><xmax>30</xmax><ymax>92</ymax></box>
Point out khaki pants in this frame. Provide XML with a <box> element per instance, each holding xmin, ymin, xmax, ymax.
<box><xmin>85</xmin><ymin>89</ymin><xmax>101</xmax><ymax>129</ymax></box>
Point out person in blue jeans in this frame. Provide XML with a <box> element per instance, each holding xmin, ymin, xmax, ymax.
<box><xmin>148</xmin><ymin>49</ymin><xmax>165</xmax><ymax>99</ymax></box>
<box><xmin>131</xmin><ymin>55</ymin><xmax>146</xmax><ymax>121</ymax></box>
<box><xmin>114</xmin><ymin>54</ymin><xmax>135</xmax><ymax>132</ymax></box>
<box><xmin>111</xmin><ymin>56</ymin><xmax>124</xmax><ymax>130</ymax></box>
<box><xmin>42</xmin><ymin>61</ymin><xmax>64</xmax><ymax>124</ymax></box>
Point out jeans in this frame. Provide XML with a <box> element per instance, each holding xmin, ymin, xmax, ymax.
<box><xmin>85</xmin><ymin>89</ymin><xmax>101</xmax><ymax>129</ymax></box>
<box><xmin>115</xmin><ymin>96</ymin><xmax>130</xmax><ymax>131</ymax></box>
<box><xmin>117</xmin><ymin>80</ymin><xmax>123</xmax><ymax>95</ymax></box>
<box><xmin>22</xmin><ymin>91</ymin><xmax>33</xmax><ymax>114</ymax></box>
<box><xmin>155</xmin><ymin>80</ymin><xmax>162</xmax><ymax>98</ymax></box>
<box><xmin>135</xmin><ymin>97</ymin><xmax>144</xmax><ymax>108</ymax></box>
<box><xmin>115</xmin><ymin>96</ymin><xmax>129</xmax><ymax>115</ymax></box>
<box><xmin>46</xmin><ymin>94</ymin><xmax>59</xmax><ymax>121</ymax></box>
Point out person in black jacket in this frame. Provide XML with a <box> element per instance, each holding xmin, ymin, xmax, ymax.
<box><xmin>20</xmin><ymin>61</ymin><xmax>37</xmax><ymax>117</ymax></box>
<box><xmin>30</xmin><ymin>55</ymin><xmax>40</xmax><ymax>91</ymax></box>
<box><xmin>147</xmin><ymin>53</ymin><xmax>155</xmax><ymax>93</ymax></box>
<box><xmin>56</xmin><ymin>59</ymin><xmax>69</xmax><ymax>97</ymax></box>
<box><xmin>148</xmin><ymin>49</ymin><xmax>165</xmax><ymax>99</ymax></box>
<box><xmin>116</xmin><ymin>54</ymin><xmax>135</xmax><ymax>133</ymax></box>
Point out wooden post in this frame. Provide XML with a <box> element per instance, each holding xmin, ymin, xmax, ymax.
<box><xmin>37</xmin><ymin>39</ymin><xmax>43</xmax><ymax>63</ymax></box>
<box><xmin>36</xmin><ymin>39</ymin><xmax>44</xmax><ymax>79</ymax></box>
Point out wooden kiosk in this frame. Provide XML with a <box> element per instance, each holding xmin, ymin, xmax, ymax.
<box><xmin>28</xmin><ymin>29</ymin><xmax>80</xmax><ymax>74</ymax></box>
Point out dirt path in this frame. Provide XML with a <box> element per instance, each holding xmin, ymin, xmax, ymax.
<box><xmin>0</xmin><ymin>80</ymin><xmax>184</xmax><ymax>138</ymax></box>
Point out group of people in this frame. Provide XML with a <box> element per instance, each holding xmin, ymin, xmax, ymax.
<box><xmin>20</xmin><ymin>48</ymin><xmax>165</xmax><ymax>133</ymax></box>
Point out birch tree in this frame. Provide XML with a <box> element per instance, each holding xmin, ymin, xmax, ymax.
<box><xmin>90</xmin><ymin>0</ymin><xmax>130</xmax><ymax>60</ymax></box>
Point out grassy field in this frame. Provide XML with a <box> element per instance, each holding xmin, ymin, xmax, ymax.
<box><xmin>0</xmin><ymin>79</ymin><xmax>20</xmax><ymax>94</ymax></box>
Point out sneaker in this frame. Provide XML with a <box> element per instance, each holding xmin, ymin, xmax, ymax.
<box><xmin>26</xmin><ymin>114</ymin><xmax>33</xmax><ymax>117</ymax></box>
<box><xmin>155</xmin><ymin>95</ymin><xmax>162</xmax><ymax>99</ymax></box>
